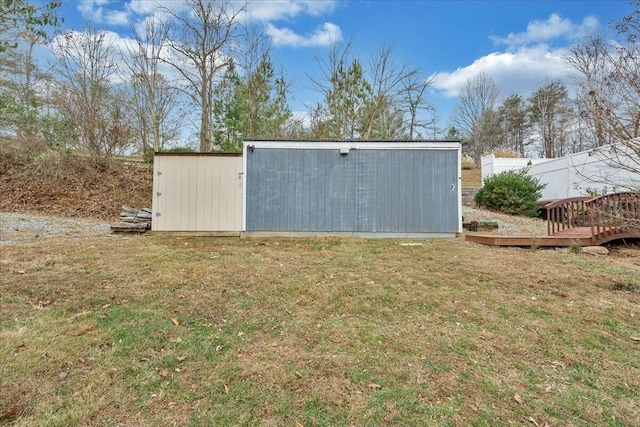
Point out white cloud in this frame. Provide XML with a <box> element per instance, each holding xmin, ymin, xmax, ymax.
<box><xmin>78</xmin><ymin>0</ymin><xmax>132</xmax><ymax>26</ymax></box>
<box><xmin>431</xmin><ymin>44</ymin><xmax>576</xmax><ymax>98</ymax></box>
<box><xmin>267</xmin><ymin>22</ymin><xmax>341</xmax><ymax>47</ymax></box>
<box><xmin>491</xmin><ymin>13</ymin><xmax>600</xmax><ymax>48</ymax></box>
<box><xmin>246</xmin><ymin>0</ymin><xmax>336</xmax><ymax>22</ymax></box>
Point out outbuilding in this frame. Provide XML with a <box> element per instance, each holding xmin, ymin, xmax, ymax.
<box><xmin>243</xmin><ymin>139</ymin><xmax>462</xmax><ymax>237</ymax></box>
<box><xmin>152</xmin><ymin>140</ymin><xmax>462</xmax><ymax>237</ymax></box>
<box><xmin>152</xmin><ymin>152</ymin><xmax>243</xmax><ymax>234</ymax></box>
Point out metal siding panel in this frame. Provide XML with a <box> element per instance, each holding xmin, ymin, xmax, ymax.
<box><xmin>391</xmin><ymin>150</ymin><xmax>400</xmax><ymax>232</ymax></box>
<box><xmin>285</xmin><ymin>150</ymin><xmax>297</xmax><ymax>230</ymax></box>
<box><xmin>216</xmin><ymin>158</ymin><xmax>228</xmax><ymax>230</ymax></box>
<box><xmin>152</xmin><ymin>157</ymin><xmax>165</xmax><ymax>231</ymax></box>
<box><xmin>148</xmin><ymin>155</ymin><xmax>243</xmax><ymax>232</ymax></box>
<box><xmin>196</xmin><ymin>157</ymin><xmax>207</xmax><ymax>231</ymax></box>
<box><xmin>263</xmin><ymin>149</ymin><xmax>277</xmax><ymax>230</ymax></box>
<box><xmin>173</xmin><ymin>158</ymin><xmax>186</xmax><ymax>230</ymax></box>
<box><xmin>356</xmin><ymin>149</ymin><xmax>459</xmax><ymax>234</ymax></box>
<box><xmin>330</xmin><ymin>154</ymin><xmax>341</xmax><ymax>230</ymax></box>
<box><xmin>302</xmin><ymin>150</ymin><xmax>312</xmax><ymax>230</ymax></box>
<box><xmin>337</xmin><ymin>153</ymin><xmax>357</xmax><ymax>231</ymax></box>
<box><xmin>246</xmin><ymin>152</ymin><xmax>258</xmax><ymax>229</ymax></box>
<box><xmin>187</xmin><ymin>157</ymin><xmax>199</xmax><ymax>230</ymax></box>
<box><xmin>293</xmin><ymin>149</ymin><xmax>303</xmax><ymax>230</ymax></box>
<box><xmin>422</xmin><ymin>150</ymin><xmax>458</xmax><ymax>233</ymax></box>
<box><xmin>424</xmin><ymin>152</ymin><xmax>439</xmax><ymax>232</ymax></box>
<box><xmin>316</xmin><ymin>150</ymin><xmax>327</xmax><ymax>230</ymax></box>
<box><xmin>166</xmin><ymin>157</ymin><xmax>183</xmax><ymax>231</ymax></box>
<box><xmin>308</xmin><ymin>150</ymin><xmax>318</xmax><ymax>230</ymax></box>
<box><xmin>238</xmin><ymin>157</ymin><xmax>244</xmax><ymax>230</ymax></box>
<box><xmin>413</xmin><ymin>152</ymin><xmax>424</xmax><ymax>231</ymax></box>
<box><xmin>245</xmin><ymin>146</ymin><xmax>458</xmax><ymax>234</ymax></box>
<box><xmin>234</xmin><ymin>158</ymin><xmax>243</xmax><ymax>230</ymax></box>
<box><xmin>218</xmin><ymin>158</ymin><xmax>229</xmax><ymax>230</ymax></box>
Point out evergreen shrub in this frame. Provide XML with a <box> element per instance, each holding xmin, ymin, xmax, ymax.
<box><xmin>474</xmin><ymin>169</ymin><xmax>546</xmax><ymax>217</ymax></box>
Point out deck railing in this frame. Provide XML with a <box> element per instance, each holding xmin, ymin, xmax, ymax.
<box><xmin>545</xmin><ymin>192</ymin><xmax>640</xmax><ymax>243</ymax></box>
<box><xmin>545</xmin><ymin>197</ymin><xmax>591</xmax><ymax>236</ymax></box>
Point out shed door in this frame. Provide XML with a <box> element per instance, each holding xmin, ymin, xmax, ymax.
<box><xmin>355</xmin><ymin>149</ymin><xmax>459</xmax><ymax>233</ymax></box>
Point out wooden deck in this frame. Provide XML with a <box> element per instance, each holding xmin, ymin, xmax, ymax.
<box><xmin>466</xmin><ymin>192</ymin><xmax>640</xmax><ymax>247</ymax></box>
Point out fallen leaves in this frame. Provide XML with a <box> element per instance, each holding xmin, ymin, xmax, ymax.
<box><xmin>0</xmin><ymin>409</ymin><xmax>18</xmax><ymax>421</ymax></box>
<box><xmin>171</xmin><ymin>318</ymin><xmax>180</xmax><ymax>326</ymax></box>
<box><xmin>514</xmin><ymin>393</ymin><xmax>523</xmax><ymax>404</ymax></box>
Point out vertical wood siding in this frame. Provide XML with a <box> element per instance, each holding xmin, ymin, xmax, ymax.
<box><xmin>152</xmin><ymin>155</ymin><xmax>243</xmax><ymax>232</ymax></box>
<box><xmin>246</xmin><ymin>147</ymin><xmax>459</xmax><ymax>234</ymax></box>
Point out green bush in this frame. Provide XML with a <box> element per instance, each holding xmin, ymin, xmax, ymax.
<box><xmin>475</xmin><ymin>169</ymin><xmax>546</xmax><ymax>217</ymax></box>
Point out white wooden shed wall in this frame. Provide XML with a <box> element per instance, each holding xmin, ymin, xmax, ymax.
<box><xmin>152</xmin><ymin>153</ymin><xmax>243</xmax><ymax>233</ymax></box>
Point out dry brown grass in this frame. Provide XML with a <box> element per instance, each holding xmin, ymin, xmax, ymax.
<box><xmin>2</xmin><ymin>234</ymin><xmax>639</xmax><ymax>426</ymax></box>
<box><xmin>462</xmin><ymin>168</ymin><xmax>482</xmax><ymax>187</ymax></box>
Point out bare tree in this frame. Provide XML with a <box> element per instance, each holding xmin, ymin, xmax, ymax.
<box><xmin>309</xmin><ymin>40</ymin><xmax>371</xmax><ymax>139</ymax></box>
<box><xmin>566</xmin><ymin>35</ymin><xmax>615</xmax><ymax>149</ymax></box>
<box><xmin>496</xmin><ymin>94</ymin><xmax>531</xmax><ymax>156</ymax></box>
<box><xmin>360</xmin><ymin>44</ymin><xmax>437</xmax><ymax>139</ymax></box>
<box><xmin>124</xmin><ymin>16</ymin><xmax>183</xmax><ymax>158</ymax></box>
<box><xmin>565</xmin><ymin>4</ymin><xmax>640</xmax><ymax>188</ymax></box>
<box><xmin>162</xmin><ymin>0</ymin><xmax>246</xmax><ymax>152</ymax></box>
<box><xmin>528</xmin><ymin>81</ymin><xmax>572</xmax><ymax>158</ymax></box>
<box><xmin>51</xmin><ymin>28</ymin><xmax>133</xmax><ymax>158</ymax></box>
<box><xmin>361</xmin><ymin>44</ymin><xmax>409</xmax><ymax>139</ymax></box>
<box><xmin>450</xmin><ymin>72</ymin><xmax>500</xmax><ymax>160</ymax></box>
<box><xmin>401</xmin><ymin>73</ymin><xmax>437</xmax><ymax>139</ymax></box>
<box><xmin>309</xmin><ymin>42</ymin><xmax>436</xmax><ymax>140</ymax></box>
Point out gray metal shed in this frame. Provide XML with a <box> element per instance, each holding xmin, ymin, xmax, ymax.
<box><xmin>243</xmin><ymin>140</ymin><xmax>462</xmax><ymax>237</ymax></box>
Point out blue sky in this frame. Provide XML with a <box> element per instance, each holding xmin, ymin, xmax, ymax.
<box><xmin>53</xmin><ymin>0</ymin><xmax>635</xmax><ymax>134</ymax></box>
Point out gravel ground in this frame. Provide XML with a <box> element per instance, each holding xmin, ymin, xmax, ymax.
<box><xmin>0</xmin><ymin>213</ymin><xmax>112</xmax><ymax>245</ymax></box>
<box><xmin>1</xmin><ymin>208</ymin><xmax>548</xmax><ymax>246</ymax></box>
<box><xmin>462</xmin><ymin>206</ymin><xmax>549</xmax><ymax>237</ymax></box>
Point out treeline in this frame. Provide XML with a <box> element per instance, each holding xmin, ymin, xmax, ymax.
<box><xmin>1</xmin><ymin>0</ymin><xmax>640</xmax><ymax>168</ymax></box>
<box><xmin>0</xmin><ymin>0</ymin><xmax>437</xmax><ymax>161</ymax></box>
<box><xmin>449</xmin><ymin>1</ymin><xmax>640</xmax><ymax>163</ymax></box>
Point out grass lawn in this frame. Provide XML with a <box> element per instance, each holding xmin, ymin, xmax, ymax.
<box><xmin>462</xmin><ymin>168</ymin><xmax>482</xmax><ymax>188</ymax></box>
<box><xmin>1</xmin><ymin>234</ymin><xmax>639</xmax><ymax>426</ymax></box>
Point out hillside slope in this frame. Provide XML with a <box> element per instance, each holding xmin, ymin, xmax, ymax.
<box><xmin>0</xmin><ymin>148</ymin><xmax>152</xmax><ymax>222</ymax></box>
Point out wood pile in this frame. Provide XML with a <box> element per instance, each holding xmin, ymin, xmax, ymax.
<box><xmin>463</xmin><ymin>220</ymin><xmax>499</xmax><ymax>232</ymax></box>
<box><xmin>110</xmin><ymin>206</ymin><xmax>152</xmax><ymax>233</ymax></box>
